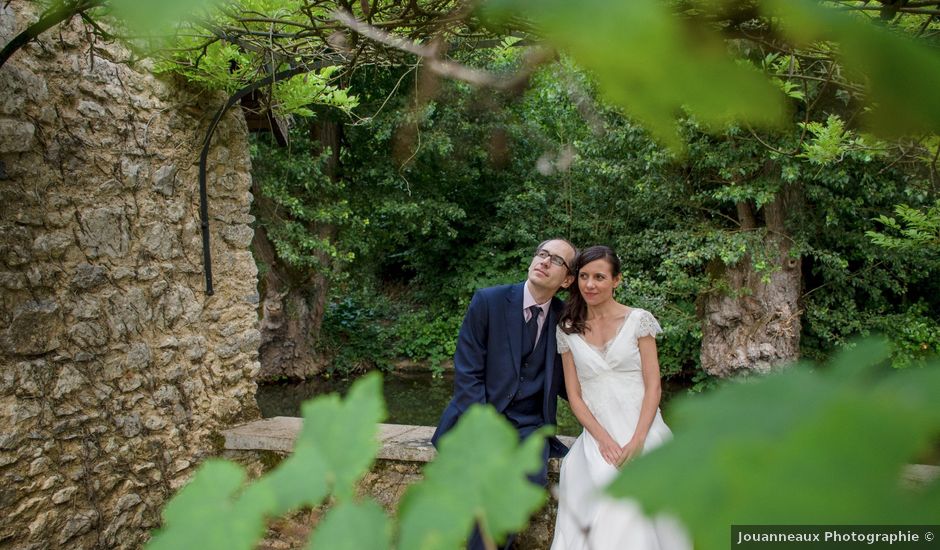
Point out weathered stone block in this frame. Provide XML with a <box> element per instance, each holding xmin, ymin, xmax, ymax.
<box><xmin>114</xmin><ymin>493</ymin><xmax>142</xmax><ymax>513</ymax></box>
<box><xmin>27</xmin><ymin>457</ymin><xmax>49</xmax><ymax>477</ymax></box>
<box><xmin>222</xmin><ymin>224</ymin><xmax>255</xmax><ymax>247</ymax></box>
<box><xmin>125</xmin><ymin>342</ymin><xmax>152</xmax><ymax>370</ymax></box>
<box><xmin>52</xmin><ymin>486</ymin><xmax>78</xmax><ymax>504</ymax></box>
<box><xmin>27</xmin><ymin>510</ymin><xmax>53</xmax><ymax>540</ymax></box>
<box><xmin>77</xmin><ymin>206</ymin><xmax>129</xmax><ymax>259</ymax></box>
<box><xmin>114</xmin><ymin>414</ymin><xmax>141</xmax><ymax>438</ymax></box>
<box><xmin>143</xmin><ymin>415</ymin><xmax>165</xmax><ymax>431</ymax></box>
<box><xmin>152</xmin><ymin>164</ymin><xmax>177</xmax><ymax>197</ymax></box>
<box><xmin>0</xmin><ymin>270</ymin><xmax>26</xmax><ymax>289</ymax></box>
<box><xmin>107</xmin><ymin>287</ymin><xmax>152</xmax><ymax>339</ymax></box>
<box><xmin>58</xmin><ymin>510</ymin><xmax>97</xmax><ymax>545</ymax></box>
<box><xmin>142</xmin><ymin>222</ymin><xmax>181</xmax><ymax>260</ymax></box>
<box><xmin>136</xmin><ymin>265</ymin><xmax>159</xmax><ymax>280</ymax></box>
<box><xmin>69</xmin><ymin>321</ymin><xmax>109</xmax><ymax>348</ymax></box>
<box><xmin>0</xmin><ymin>119</ymin><xmax>36</xmax><ymax>152</ymax></box>
<box><xmin>77</xmin><ymin>99</ymin><xmax>108</xmax><ymax>119</ymax></box>
<box><xmin>71</xmin><ymin>296</ymin><xmax>102</xmax><ymax>320</ymax></box>
<box><xmin>31</xmin><ymin>231</ymin><xmax>72</xmax><ymax>259</ymax></box>
<box><xmin>0</xmin><ymin>63</ymin><xmax>47</xmax><ymax>113</ymax></box>
<box><xmin>53</xmin><ymin>401</ymin><xmax>81</xmax><ymax>417</ymax></box>
<box><xmin>0</xmin><ymin>225</ymin><xmax>31</xmax><ymax>267</ymax></box>
<box><xmin>6</xmin><ymin>300</ymin><xmax>62</xmax><ymax>355</ymax></box>
<box><xmin>117</xmin><ymin>374</ymin><xmax>143</xmax><ymax>393</ymax></box>
<box><xmin>71</xmin><ymin>263</ymin><xmax>108</xmax><ymax>289</ymax></box>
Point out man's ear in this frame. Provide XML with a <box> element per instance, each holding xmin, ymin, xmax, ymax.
<box><xmin>561</xmin><ymin>274</ymin><xmax>575</xmax><ymax>289</ymax></box>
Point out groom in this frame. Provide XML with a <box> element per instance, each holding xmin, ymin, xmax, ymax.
<box><xmin>432</xmin><ymin>238</ymin><xmax>577</xmax><ymax>549</ymax></box>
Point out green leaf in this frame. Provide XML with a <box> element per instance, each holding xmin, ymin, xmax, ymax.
<box><xmin>106</xmin><ymin>0</ymin><xmax>222</xmax><ymax>37</ymax></box>
<box><xmin>305</xmin><ymin>500</ymin><xmax>390</xmax><ymax>550</ymax></box>
<box><xmin>300</xmin><ymin>371</ymin><xmax>387</xmax><ymax>501</ymax></box>
<box><xmin>607</xmin><ymin>339</ymin><xmax>940</xmax><ymax>550</ymax></box>
<box><xmin>765</xmin><ymin>0</ymin><xmax>940</xmax><ymax>138</ymax></box>
<box><xmin>147</xmin><ymin>461</ymin><xmax>265</xmax><ymax>550</ymax></box>
<box><xmin>396</xmin><ymin>406</ymin><xmax>550</xmax><ymax>550</ymax></box>
<box><xmin>481</xmin><ymin>0</ymin><xmax>786</xmax><ymax>149</ymax></box>
<box><xmin>146</xmin><ymin>374</ymin><xmax>386</xmax><ymax>550</ymax></box>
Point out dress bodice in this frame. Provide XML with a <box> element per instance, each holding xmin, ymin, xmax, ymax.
<box><xmin>557</xmin><ymin>308</ymin><xmax>661</xmax><ymax>379</ymax></box>
<box><xmin>556</xmin><ymin>309</ymin><xmax>663</xmax><ymax>439</ymax></box>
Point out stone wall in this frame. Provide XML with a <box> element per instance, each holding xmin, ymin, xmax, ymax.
<box><xmin>0</xmin><ymin>4</ymin><xmax>260</xmax><ymax>548</ymax></box>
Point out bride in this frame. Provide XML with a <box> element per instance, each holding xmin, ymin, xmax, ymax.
<box><xmin>550</xmin><ymin>245</ymin><xmax>690</xmax><ymax>550</ymax></box>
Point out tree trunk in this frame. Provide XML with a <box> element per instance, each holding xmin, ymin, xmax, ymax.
<box><xmin>699</xmin><ymin>181</ymin><xmax>802</xmax><ymax>377</ymax></box>
<box><xmin>252</xmin><ymin>117</ymin><xmax>342</xmax><ymax>381</ymax></box>
<box><xmin>253</xmin><ymin>223</ymin><xmax>324</xmax><ymax>379</ymax></box>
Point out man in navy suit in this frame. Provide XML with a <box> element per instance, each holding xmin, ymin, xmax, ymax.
<box><xmin>432</xmin><ymin>238</ymin><xmax>577</xmax><ymax>549</ymax></box>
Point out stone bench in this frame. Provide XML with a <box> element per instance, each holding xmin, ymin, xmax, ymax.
<box><xmin>222</xmin><ymin>416</ymin><xmax>576</xmax><ymax>467</ymax></box>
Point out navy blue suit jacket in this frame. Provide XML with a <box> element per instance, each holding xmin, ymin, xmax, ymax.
<box><xmin>432</xmin><ymin>282</ymin><xmax>568</xmax><ymax>458</ymax></box>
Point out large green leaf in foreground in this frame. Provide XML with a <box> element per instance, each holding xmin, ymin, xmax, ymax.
<box><xmin>482</xmin><ymin>0</ymin><xmax>786</xmax><ymax>149</ymax></box>
<box><xmin>147</xmin><ymin>372</ymin><xmax>387</xmax><ymax>550</ymax></box>
<box><xmin>608</xmin><ymin>339</ymin><xmax>940</xmax><ymax>550</ymax></box>
<box><xmin>306</xmin><ymin>500</ymin><xmax>390</xmax><ymax>550</ymax></box>
<box><xmin>766</xmin><ymin>0</ymin><xmax>940</xmax><ymax>139</ymax></box>
<box><xmin>397</xmin><ymin>406</ymin><xmax>551</xmax><ymax>550</ymax></box>
<box><xmin>147</xmin><ymin>460</ymin><xmax>264</xmax><ymax>550</ymax></box>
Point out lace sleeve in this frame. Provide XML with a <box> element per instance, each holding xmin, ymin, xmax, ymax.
<box><xmin>556</xmin><ymin>326</ymin><xmax>571</xmax><ymax>354</ymax></box>
<box><xmin>635</xmin><ymin>309</ymin><xmax>663</xmax><ymax>339</ymax></box>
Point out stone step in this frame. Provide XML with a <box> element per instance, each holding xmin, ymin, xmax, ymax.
<box><xmin>222</xmin><ymin>417</ymin><xmax>577</xmax><ymax>469</ymax></box>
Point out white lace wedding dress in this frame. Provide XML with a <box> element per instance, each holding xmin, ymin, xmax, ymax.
<box><xmin>550</xmin><ymin>308</ymin><xmax>691</xmax><ymax>550</ymax></box>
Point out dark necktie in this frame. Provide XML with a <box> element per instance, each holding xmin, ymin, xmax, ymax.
<box><xmin>526</xmin><ymin>305</ymin><xmax>542</xmax><ymax>349</ymax></box>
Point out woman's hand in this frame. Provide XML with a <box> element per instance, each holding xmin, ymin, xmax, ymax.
<box><xmin>617</xmin><ymin>438</ymin><xmax>645</xmax><ymax>468</ymax></box>
<box><xmin>598</xmin><ymin>435</ymin><xmax>622</xmax><ymax>466</ymax></box>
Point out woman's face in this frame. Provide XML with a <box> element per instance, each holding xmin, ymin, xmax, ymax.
<box><xmin>578</xmin><ymin>258</ymin><xmax>620</xmax><ymax>307</ymax></box>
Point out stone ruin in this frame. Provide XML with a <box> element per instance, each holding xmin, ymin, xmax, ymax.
<box><xmin>0</xmin><ymin>4</ymin><xmax>261</xmax><ymax>548</ymax></box>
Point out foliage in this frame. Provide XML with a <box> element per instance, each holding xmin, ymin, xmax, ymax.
<box><xmin>767</xmin><ymin>0</ymin><xmax>940</xmax><ymax>138</ymax></box>
<box><xmin>318</xmin><ymin>285</ymin><xmax>462</xmax><ymax>376</ymax></box>
<box><xmin>251</xmin><ymin>130</ymin><xmax>363</xmax><ymax>274</ymax></box>
<box><xmin>146</xmin><ymin>374</ymin><xmax>550</xmax><ymax>550</ymax></box>
<box><xmin>867</xmin><ymin>200</ymin><xmax>940</xmax><ymax>252</ymax></box>
<box><xmin>608</xmin><ymin>338</ymin><xmax>940</xmax><ymax>550</ymax></box>
<box><xmin>483</xmin><ymin>0</ymin><xmax>786</xmax><ymax>149</ymax></box>
<box><xmin>148</xmin><ymin>373</ymin><xmax>387</xmax><ymax>550</ymax></box>
<box><xmin>867</xmin><ymin>302</ymin><xmax>940</xmax><ymax>368</ymax></box>
<box><xmin>318</xmin><ymin>289</ymin><xmax>397</xmax><ymax>374</ymax></box>
<box><xmin>391</xmin><ymin>309</ymin><xmax>461</xmax><ymax>375</ymax></box>
<box><xmin>397</xmin><ymin>409</ymin><xmax>550</xmax><ymax>549</ymax></box>
<box><xmin>482</xmin><ymin>0</ymin><xmax>940</xmax><ymax>149</ymax></box>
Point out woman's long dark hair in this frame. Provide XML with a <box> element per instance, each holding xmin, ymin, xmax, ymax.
<box><xmin>559</xmin><ymin>245</ymin><xmax>621</xmax><ymax>335</ymax></box>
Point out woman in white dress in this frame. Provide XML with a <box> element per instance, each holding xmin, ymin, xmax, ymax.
<box><xmin>550</xmin><ymin>245</ymin><xmax>690</xmax><ymax>550</ymax></box>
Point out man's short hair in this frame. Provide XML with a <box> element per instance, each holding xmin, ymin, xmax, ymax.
<box><xmin>535</xmin><ymin>237</ymin><xmax>578</xmax><ymax>257</ymax></box>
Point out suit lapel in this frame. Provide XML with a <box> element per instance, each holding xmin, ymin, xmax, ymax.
<box><xmin>505</xmin><ymin>283</ymin><xmax>524</xmax><ymax>375</ymax></box>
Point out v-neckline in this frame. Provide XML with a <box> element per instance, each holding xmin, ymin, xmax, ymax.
<box><xmin>578</xmin><ymin>308</ymin><xmax>635</xmax><ymax>357</ymax></box>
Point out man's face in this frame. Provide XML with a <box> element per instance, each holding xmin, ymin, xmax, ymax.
<box><xmin>527</xmin><ymin>239</ymin><xmax>576</xmax><ymax>295</ymax></box>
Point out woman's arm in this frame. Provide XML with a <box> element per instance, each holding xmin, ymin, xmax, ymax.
<box><xmin>618</xmin><ymin>335</ymin><xmax>663</xmax><ymax>466</ymax></box>
<box><xmin>561</xmin><ymin>351</ymin><xmax>622</xmax><ymax>466</ymax></box>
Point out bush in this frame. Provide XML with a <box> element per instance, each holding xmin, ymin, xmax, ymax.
<box><xmin>318</xmin><ymin>287</ymin><xmax>461</xmax><ymax>376</ymax></box>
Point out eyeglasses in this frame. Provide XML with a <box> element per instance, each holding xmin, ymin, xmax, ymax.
<box><xmin>535</xmin><ymin>249</ymin><xmax>570</xmax><ymax>272</ymax></box>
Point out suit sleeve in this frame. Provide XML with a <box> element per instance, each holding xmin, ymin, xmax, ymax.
<box><xmin>450</xmin><ymin>290</ymin><xmax>489</xmax><ymax>411</ymax></box>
